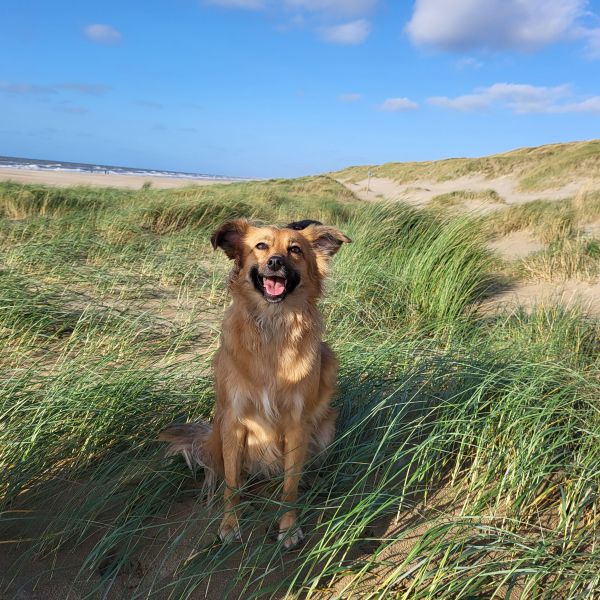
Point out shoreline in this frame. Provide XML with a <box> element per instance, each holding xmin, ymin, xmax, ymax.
<box><xmin>0</xmin><ymin>167</ymin><xmax>239</xmax><ymax>189</ymax></box>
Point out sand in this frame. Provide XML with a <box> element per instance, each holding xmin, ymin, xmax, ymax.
<box><xmin>339</xmin><ymin>174</ymin><xmax>590</xmax><ymax>208</ymax></box>
<box><xmin>481</xmin><ymin>280</ymin><xmax>600</xmax><ymax>316</ymax></box>
<box><xmin>488</xmin><ymin>230</ymin><xmax>546</xmax><ymax>260</ymax></box>
<box><xmin>0</xmin><ymin>167</ymin><xmax>237</xmax><ymax>189</ymax></box>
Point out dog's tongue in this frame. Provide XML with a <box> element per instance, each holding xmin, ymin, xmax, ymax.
<box><xmin>263</xmin><ymin>276</ymin><xmax>286</xmax><ymax>296</ymax></box>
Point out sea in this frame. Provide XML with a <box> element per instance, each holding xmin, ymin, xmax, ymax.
<box><xmin>0</xmin><ymin>156</ymin><xmax>241</xmax><ymax>181</ymax></box>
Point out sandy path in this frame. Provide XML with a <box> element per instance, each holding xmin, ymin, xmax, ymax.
<box><xmin>488</xmin><ymin>230</ymin><xmax>546</xmax><ymax>260</ymax></box>
<box><xmin>340</xmin><ymin>175</ymin><xmax>590</xmax><ymax>207</ymax></box>
<box><xmin>481</xmin><ymin>280</ymin><xmax>600</xmax><ymax>316</ymax></box>
<box><xmin>0</xmin><ymin>167</ymin><xmax>239</xmax><ymax>189</ymax></box>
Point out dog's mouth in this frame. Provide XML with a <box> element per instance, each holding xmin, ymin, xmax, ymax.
<box><xmin>251</xmin><ymin>267</ymin><xmax>300</xmax><ymax>303</ymax></box>
<box><xmin>262</xmin><ymin>276</ymin><xmax>286</xmax><ymax>299</ymax></box>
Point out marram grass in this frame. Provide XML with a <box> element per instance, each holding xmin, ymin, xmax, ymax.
<box><xmin>0</xmin><ymin>179</ymin><xmax>598</xmax><ymax>599</ymax></box>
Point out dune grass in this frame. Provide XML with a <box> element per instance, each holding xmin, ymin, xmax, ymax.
<box><xmin>479</xmin><ymin>188</ymin><xmax>600</xmax><ymax>281</ymax></box>
<box><xmin>0</xmin><ymin>178</ymin><xmax>599</xmax><ymax>599</ymax></box>
<box><xmin>333</xmin><ymin>139</ymin><xmax>600</xmax><ymax>192</ymax></box>
<box><xmin>481</xmin><ymin>198</ymin><xmax>577</xmax><ymax>244</ymax></box>
<box><xmin>479</xmin><ymin>189</ymin><xmax>600</xmax><ymax>244</ymax></box>
<box><xmin>429</xmin><ymin>189</ymin><xmax>505</xmax><ymax>211</ymax></box>
<box><xmin>517</xmin><ymin>237</ymin><xmax>600</xmax><ymax>282</ymax></box>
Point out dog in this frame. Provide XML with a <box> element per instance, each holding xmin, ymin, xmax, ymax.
<box><xmin>159</xmin><ymin>218</ymin><xmax>351</xmax><ymax>549</ymax></box>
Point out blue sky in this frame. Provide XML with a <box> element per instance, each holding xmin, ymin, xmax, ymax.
<box><xmin>1</xmin><ymin>0</ymin><xmax>600</xmax><ymax>177</ymax></box>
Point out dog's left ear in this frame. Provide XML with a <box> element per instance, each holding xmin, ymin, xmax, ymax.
<box><xmin>211</xmin><ymin>219</ymin><xmax>249</xmax><ymax>260</ymax></box>
<box><xmin>304</xmin><ymin>225</ymin><xmax>352</xmax><ymax>257</ymax></box>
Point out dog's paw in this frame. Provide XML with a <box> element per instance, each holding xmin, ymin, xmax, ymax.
<box><xmin>278</xmin><ymin>526</ymin><xmax>304</xmax><ymax>550</ymax></box>
<box><xmin>218</xmin><ymin>520</ymin><xmax>242</xmax><ymax>543</ymax></box>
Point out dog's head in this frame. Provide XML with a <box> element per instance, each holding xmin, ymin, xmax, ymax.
<box><xmin>211</xmin><ymin>219</ymin><xmax>351</xmax><ymax>305</ymax></box>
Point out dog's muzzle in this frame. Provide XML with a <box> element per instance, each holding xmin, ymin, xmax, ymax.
<box><xmin>251</xmin><ymin>261</ymin><xmax>300</xmax><ymax>303</ymax></box>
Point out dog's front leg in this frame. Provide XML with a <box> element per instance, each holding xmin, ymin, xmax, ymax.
<box><xmin>219</xmin><ymin>414</ymin><xmax>245</xmax><ymax>542</ymax></box>
<box><xmin>278</xmin><ymin>426</ymin><xmax>307</xmax><ymax>549</ymax></box>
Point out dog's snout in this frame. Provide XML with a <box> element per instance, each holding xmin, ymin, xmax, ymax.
<box><xmin>267</xmin><ymin>255</ymin><xmax>284</xmax><ymax>270</ymax></box>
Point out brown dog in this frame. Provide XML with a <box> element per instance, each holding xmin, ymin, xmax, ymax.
<box><xmin>159</xmin><ymin>218</ymin><xmax>350</xmax><ymax>548</ymax></box>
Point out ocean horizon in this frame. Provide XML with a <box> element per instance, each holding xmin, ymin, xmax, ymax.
<box><xmin>0</xmin><ymin>155</ymin><xmax>243</xmax><ymax>181</ymax></box>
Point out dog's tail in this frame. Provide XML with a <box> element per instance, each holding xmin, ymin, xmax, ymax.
<box><xmin>159</xmin><ymin>422</ymin><xmax>219</xmax><ymax>503</ymax></box>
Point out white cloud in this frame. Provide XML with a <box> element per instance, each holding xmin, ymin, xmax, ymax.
<box><xmin>0</xmin><ymin>81</ymin><xmax>111</xmax><ymax>96</ymax></box>
<box><xmin>581</xmin><ymin>26</ymin><xmax>600</xmax><ymax>58</ymax></box>
<box><xmin>83</xmin><ymin>24</ymin><xmax>122</xmax><ymax>45</ymax></box>
<box><xmin>548</xmin><ymin>96</ymin><xmax>600</xmax><ymax>112</ymax></box>
<box><xmin>338</xmin><ymin>93</ymin><xmax>362</xmax><ymax>102</ymax></box>
<box><xmin>206</xmin><ymin>0</ymin><xmax>377</xmax><ymax>14</ymax></box>
<box><xmin>320</xmin><ymin>19</ymin><xmax>371</xmax><ymax>44</ymax></box>
<box><xmin>380</xmin><ymin>97</ymin><xmax>419</xmax><ymax>111</ymax></box>
<box><xmin>206</xmin><ymin>0</ymin><xmax>265</xmax><ymax>8</ymax></box>
<box><xmin>58</xmin><ymin>83</ymin><xmax>112</xmax><ymax>95</ymax></box>
<box><xmin>202</xmin><ymin>0</ymin><xmax>378</xmax><ymax>44</ymax></box>
<box><xmin>455</xmin><ymin>56</ymin><xmax>483</xmax><ymax>69</ymax></box>
<box><xmin>0</xmin><ymin>82</ymin><xmax>55</xmax><ymax>95</ymax></box>
<box><xmin>285</xmin><ymin>0</ymin><xmax>377</xmax><ymax>17</ymax></box>
<box><xmin>60</xmin><ymin>106</ymin><xmax>89</xmax><ymax>115</ymax></box>
<box><xmin>136</xmin><ymin>100</ymin><xmax>164</xmax><ymax>109</ymax></box>
<box><xmin>428</xmin><ymin>82</ymin><xmax>600</xmax><ymax>113</ymax></box>
<box><xmin>406</xmin><ymin>0</ymin><xmax>585</xmax><ymax>51</ymax></box>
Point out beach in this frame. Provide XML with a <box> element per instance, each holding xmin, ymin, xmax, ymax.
<box><xmin>0</xmin><ymin>167</ymin><xmax>235</xmax><ymax>189</ymax></box>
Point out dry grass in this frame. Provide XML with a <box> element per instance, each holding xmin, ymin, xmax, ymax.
<box><xmin>519</xmin><ymin>237</ymin><xmax>600</xmax><ymax>282</ymax></box>
<box><xmin>481</xmin><ymin>189</ymin><xmax>600</xmax><ymax>244</ymax></box>
<box><xmin>429</xmin><ymin>189</ymin><xmax>505</xmax><ymax>209</ymax></box>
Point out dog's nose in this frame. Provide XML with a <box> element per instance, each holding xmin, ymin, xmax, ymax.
<box><xmin>267</xmin><ymin>255</ymin><xmax>284</xmax><ymax>270</ymax></box>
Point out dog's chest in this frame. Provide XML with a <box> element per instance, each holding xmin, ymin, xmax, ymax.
<box><xmin>220</xmin><ymin>306</ymin><xmax>321</xmax><ymax>420</ymax></box>
<box><xmin>234</xmin><ymin>313</ymin><xmax>319</xmax><ymax>382</ymax></box>
<box><xmin>231</xmin><ymin>336</ymin><xmax>319</xmax><ymax>421</ymax></box>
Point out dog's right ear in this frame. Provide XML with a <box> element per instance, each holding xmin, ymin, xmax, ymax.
<box><xmin>211</xmin><ymin>219</ymin><xmax>249</xmax><ymax>260</ymax></box>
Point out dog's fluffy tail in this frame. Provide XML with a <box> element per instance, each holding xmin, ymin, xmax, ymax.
<box><xmin>159</xmin><ymin>422</ymin><xmax>219</xmax><ymax>502</ymax></box>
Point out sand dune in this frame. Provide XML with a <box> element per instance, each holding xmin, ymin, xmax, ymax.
<box><xmin>339</xmin><ymin>174</ymin><xmax>589</xmax><ymax>208</ymax></box>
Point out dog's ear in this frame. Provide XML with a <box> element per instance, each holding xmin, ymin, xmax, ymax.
<box><xmin>304</xmin><ymin>225</ymin><xmax>352</xmax><ymax>257</ymax></box>
<box><xmin>286</xmin><ymin>219</ymin><xmax>322</xmax><ymax>231</ymax></box>
<box><xmin>211</xmin><ymin>219</ymin><xmax>249</xmax><ymax>260</ymax></box>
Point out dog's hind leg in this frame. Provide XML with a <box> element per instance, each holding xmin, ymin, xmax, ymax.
<box><xmin>311</xmin><ymin>406</ymin><xmax>337</xmax><ymax>456</ymax></box>
<box><xmin>312</xmin><ymin>342</ymin><xmax>338</xmax><ymax>454</ymax></box>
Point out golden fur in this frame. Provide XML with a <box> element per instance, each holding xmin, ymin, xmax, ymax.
<box><xmin>159</xmin><ymin>218</ymin><xmax>350</xmax><ymax>548</ymax></box>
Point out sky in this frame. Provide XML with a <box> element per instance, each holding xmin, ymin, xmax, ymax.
<box><xmin>1</xmin><ymin>0</ymin><xmax>600</xmax><ymax>178</ymax></box>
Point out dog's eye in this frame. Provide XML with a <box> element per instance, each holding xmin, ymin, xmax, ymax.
<box><xmin>289</xmin><ymin>246</ymin><xmax>302</xmax><ymax>255</ymax></box>
<box><xmin>255</xmin><ymin>242</ymin><xmax>268</xmax><ymax>250</ymax></box>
